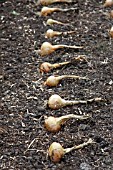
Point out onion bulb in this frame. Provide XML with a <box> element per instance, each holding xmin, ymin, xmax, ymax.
<box><xmin>38</xmin><ymin>42</ymin><xmax>83</xmax><ymax>56</ymax></box>
<box><xmin>40</xmin><ymin>56</ymin><xmax>88</xmax><ymax>73</ymax></box>
<box><xmin>103</xmin><ymin>0</ymin><xmax>113</xmax><ymax>7</ymax></box>
<box><xmin>45</xmin><ymin>29</ymin><xmax>62</xmax><ymax>38</ymax></box>
<box><xmin>48</xmin><ymin>94</ymin><xmax>102</xmax><ymax>110</ymax></box>
<box><xmin>41</xmin><ymin>7</ymin><xmax>77</xmax><ymax>16</ymax></box>
<box><xmin>46</xmin><ymin>18</ymin><xmax>68</xmax><ymax>26</ymax></box>
<box><xmin>45</xmin><ymin>29</ymin><xmax>76</xmax><ymax>38</ymax></box>
<box><xmin>45</xmin><ymin>114</ymin><xmax>90</xmax><ymax>132</ymax></box>
<box><xmin>110</xmin><ymin>10</ymin><xmax>113</xmax><ymax>18</ymax></box>
<box><xmin>44</xmin><ymin>75</ymin><xmax>88</xmax><ymax>87</ymax></box>
<box><xmin>109</xmin><ymin>26</ymin><xmax>113</xmax><ymax>38</ymax></box>
<box><xmin>39</xmin><ymin>0</ymin><xmax>72</xmax><ymax>6</ymax></box>
<box><xmin>48</xmin><ymin>138</ymin><xmax>94</xmax><ymax>162</ymax></box>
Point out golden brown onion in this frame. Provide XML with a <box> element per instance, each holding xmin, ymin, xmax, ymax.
<box><xmin>48</xmin><ymin>94</ymin><xmax>102</xmax><ymax>110</ymax></box>
<box><xmin>48</xmin><ymin>138</ymin><xmax>94</xmax><ymax>162</ymax></box>
<box><xmin>39</xmin><ymin>0</ymin><xmax>72</xmax><ymax>6</ymax></box>
<box><xmin>46</xmin><ymin>18</ymin><xmax>68</xmax><ymax>26</ymax></box>
<box><xmin>39</xmin><ymin>42</ymin><xmax>82</xmax><ymax>56</ymax></box>
<box><xmin>41</xmin><ymin>7</ymin><xmax>77</xmax><ymax>16</ymax></box>
<box><xmin>44</xmin><ymin>75</ymin><xmax>88</xmax><ymax>87</ymax></box>
<box><xmin>39</xmin><ymin>56</ymin><xmax>88</xmax><ymax>73</ymax></box>
<box><xmin>45</xmin><ymin>114</ymin><xmax>90</xmax><ymax>132</ymax></box>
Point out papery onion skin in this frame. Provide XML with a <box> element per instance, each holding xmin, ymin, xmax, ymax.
<box><xmin>48</xmin><ymin>142</ymin><xmax>64</xmax><ymax>162</ymax></box>
<box><xmin>45</xmin><ymin>116</ymin><xmax>61</xmax><ymax>132</ymax></box>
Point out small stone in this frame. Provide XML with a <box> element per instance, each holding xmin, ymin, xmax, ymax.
<box><xmin>79</xmin><ymin>124</ymin><xmax>90</xmax><ymax>131</ymax></box>
<box><xmin>80</xmin><ymin>162</ymin><xmax>92</xmax><ymax>170</ymax></box>
<box><xmin>104</xmin><ymin>156</ymin><xmax>112</xmax><ymax>165</ymax></box>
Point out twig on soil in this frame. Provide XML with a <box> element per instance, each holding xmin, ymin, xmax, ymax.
<box><xmin>24</xmin><ymin>138</ymin><xmax>46</xmax><ymax>154</ymax></box>
<box><xmin>0</xmin><ymin>127</ymin><xmax>8</xmax><ymax>134</ymax></box>
<box><xmin>26</xmin><ymin>96</ymin><xmax>38</xmax><ymax>100</ymax></box>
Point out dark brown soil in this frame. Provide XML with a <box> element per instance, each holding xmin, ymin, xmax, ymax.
<box><xmin>0</xmin><ymin>0</ymin><xmax>113</xmax><ymax>169</ymax></box>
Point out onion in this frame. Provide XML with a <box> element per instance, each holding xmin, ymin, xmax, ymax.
<box><xmin>44</xmin><ymin>75</ymin><xmax>88</xmax><ymax>87</ymax></box>
<box><xmin>46</xmin><ymin>18</ymin><xmax>68</xmax><ymax>26</ymax></box>
<box><xmin>110</xmin><ymin>10</ymin><xmax>113</xmax><ymax>18</ymax></box>
<box><xmin>41</xmin><ymin>6</ymin><xmax>77</xmax><ymax>16</ymax></box>
<box><xmin>48</xmin><ymin>138</ymin><xmax>94</xmax><ymax>162</ymax></box>
<box><xmin>45</xmin><ymin>114</ymin><xmax>90</xmax><ymax>132</ymax></box>
<box><xmin>45</xmin><ymin>29</ymin><xmax>62</xmax><ymax>38</ymax></box>
<box><xmin>45</xmin><ymin>29</ymin><xmax>76</xmax><ymax>38</ymax></box>
<box><xmin>39</xmin><ymin>0</ymin><xmax>73</xmax><ymax>6</ymax></box>
<box><xmin>38</xmin><ymin>42</ymin><xmax>83</xmax><ymax>56</ymax></box>
<box><xmin>109</xmin><ymin>26</ymin><xmax>113</xmax><ymax>38</ymax></box>
<box><xmin>48</xmin><ymin>94</ymin><xmax>102</xmax><ymax>110</ymax></box>
<box><xmin>48</xmin><ymin>142</ymin><xmax>64</xmax><ymax>163</ymax></box>
<box><xmin>40</xmin><ymin>56</ymin><xmax>88</xmax><ymax>73</ymax></box>
<box><xmin>40</xmin><ymin>61</ymin><xmax>70</xmax><ymax>73</ymax></box>
<box><xmin>103</xmin><ymin>0</ymin><xmax>113</xmax><ymax>7</ymax></box>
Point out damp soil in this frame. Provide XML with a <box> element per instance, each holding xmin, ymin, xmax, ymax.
<box><xmin>0</xmin><ymin>0</ymin><xmax>113</xmax><ymax>170</ymax></box>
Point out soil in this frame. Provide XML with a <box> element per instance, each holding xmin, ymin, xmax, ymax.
<box><xmin>0</xmin><ymin>0</ymin><xmax>113</xmax><ymax>170</ymax></box>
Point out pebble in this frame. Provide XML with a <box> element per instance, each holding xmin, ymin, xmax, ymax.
<box><xmin>80</xmin><ymin>162</ymin><xmax>92</xmax><ymax>170</ymax></box>
<box><xmin>79</xmin><ymin>124</ymin><xmax>90</xmax><ymax>131</ymax></box>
